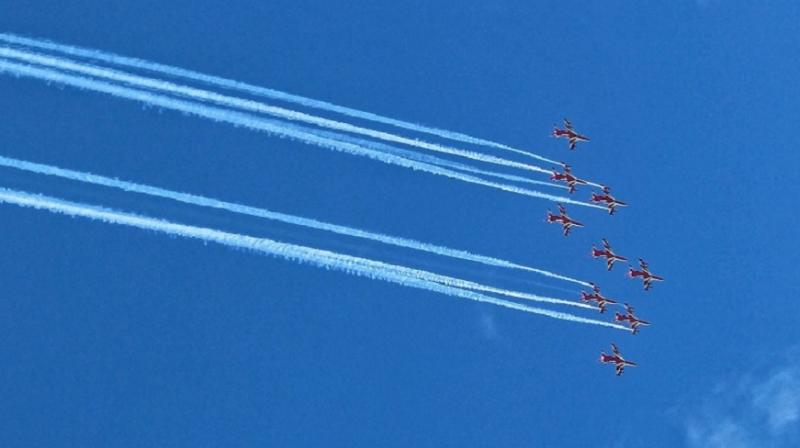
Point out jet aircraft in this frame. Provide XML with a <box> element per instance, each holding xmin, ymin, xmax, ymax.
<box><xmin>600</xmin><ymin>343</ymin><xmax>637</xmax><ymax>376</ymax></box>
<box><xmin>546</xmin><ymin>204</ymin><xmax>584</xmax><ymax>236</ymax></box>
<box><xmin>552</xmin><ymin>118</ymin><xmax>590</xmax><ymax>150</ymax></box>
<box><xmin>628</xmin><ymin>258</ymin><xmax>665</xmax><ymax>291</ymax></box>
<box><xmin>551</xmin><ymin>162</ymin><xmax>588</xmax><ymax>194</ymax></box>
<box><xmin>615</xmin><ymin>304</ymin><xmax>651</xmax><ymax>335</ymax></box>
<box><xmin>580</xmin><ymin>283</ymin><xmax>617</xmax><ymax>313</ymax></box>
<box><xmin>592</xmin><ymin>238</ymin><xmax>628</xmax><ymax>271</ymax></box>
<box><xmin>591</xmin><ymin>186</ymin><xmax>628</xmax><ymax>215</ymax></box>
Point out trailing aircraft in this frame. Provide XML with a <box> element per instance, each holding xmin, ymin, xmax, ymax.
<box><xmin>552</xmin><ymin>118</ymin><xmax>590</xmax><ymax>150</ymax></box>
<box><xmin>600</xmin><ymin>343</ymin><xmax>637</xmax><ymax>376</ymax></box>
<box><xmin>551</xmin><ymin>162</ymin><xmax>588</xmax><ymax>194</ymax></box>
<box><xmin>591</xmin><ymin>186</ymin><xmax>628</xmax><ymax>215</ymax></box>
<box><xmin>615</xmin><ymin>303</ymin><xmax>651</xmax><ymax>335</ymax></box>
<box><xmin>580</xmin><ymin>283</ymin><xmax>617</xmax><ymax>313</ymax></box>
<box><xmin>592</xmin><ymin>238</ymin><xmax>628</xmax><ymax>271</ymax></box>
<box><xmin>546</xmin><ymin>204</ymin><xmax>584</xmax><ymax>236</ymax></box>
<box><xmin>628</xmin><ymin>258</ymin><xmax>664</xmax><ymax>291</ymax></box>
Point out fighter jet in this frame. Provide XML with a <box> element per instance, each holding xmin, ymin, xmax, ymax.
<box><xmin>628</xmin><ymin>258</ymin><xmax>665</xmax><ymax>291</ymax></box>
<box><xmin>592</xmin><ymin>238</ymin><xmax>628</xmax><ymax>271</ymax></box>
<box><xmin>552</xmin><ymin>118</ymin><xmax>590</xmax><ymax>150</ymax></box>
<box><xmin>591</xmin><ymin>186</ymin><xmax>628</xmax><ymax>215</ymax></box>
<box><xmin>546</xmin><ymin>204</ymin><xmax>584</xmax><ymax>236</ymax></box>
<box><xmin>551</xmin><ymin>162</ymin><xmax>588</xmax><ymax>194</ymax></box>
<box><xmin>600</xmin><ymin>343</ymin><xmax>637</xmax><ymax>376</ymax></box>
<box><xmin>615</xmin><ymin>304</ymin><xmax>651</xmax><ymax>335</ymax></box>
<box><xmin>580</xmin><ymin>283</ymin><xmax>618</xmax><ymax>313</ymax></box>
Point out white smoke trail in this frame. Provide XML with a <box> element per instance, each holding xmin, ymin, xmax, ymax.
<box><xmin>0</xmin><ymin>187</ymin><xmax>624</xmax><ymax>329</ymax></box>
<box><xmin>8</xmin><ymin>41</ymin><xmax>558</xmax><ymax>190</ymax></box>
<box><xmin>0</xmin><ymin>155</ymin><xmax>591</xmax><ymax>288</ymax></box>
<box><xmin>0</xmin><ymin>33</ymin><xmax>559</xmax><ymax>165</ymax></box>
<box><xmin>306</xmin><ymin>125</ymin><xmax>565</xmax><ymax>190</ymax></box>
<box><xmin>344</xmin><ymin>256</ymin><xmax>593</xmax><ymax>308</ymax></box>
<box><xmin>0</xmin><ymin>58</ymin><xmax>603</xmax><ymax>209</ymax></box>
<box><xmin>0</xmin><ymin>46</ymin><xmax>554</xmax><ymax>176</ymax></box>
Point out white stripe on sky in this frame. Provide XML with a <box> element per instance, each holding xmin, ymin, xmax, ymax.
<box><xmin>0</xmin><ymin>46</ymin><xmax>554</xmax><ymax>176</ymax></box>
<box><xmin>0</xmin><ymin>32</ymin><xmax>559</xmax><ymax>165</ymax></box>
<box><xmin>0</xmin><ymin>58</ymin><xmax>603</xmax><ymax>209</ymax></box>
<box><xmin>0</xmin><ymin>154</ymin><xmax>591</xmax><ymax>289</ymax></box>
<box><xmin>0</xmin><ymin>187</ymin><xmax>624</xmax><ymax>329</ymax></box>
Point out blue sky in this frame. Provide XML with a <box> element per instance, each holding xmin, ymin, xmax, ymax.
<box><xmin>2</xmin><ymin>1</ymin><xmax>800</xmax><ymax>447</ymax></box>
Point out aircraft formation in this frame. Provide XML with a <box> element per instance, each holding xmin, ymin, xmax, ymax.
<box><xmin>548</xmin><ymin>119</ymin><xmax>664</xmax><ymax>376</ymax></box>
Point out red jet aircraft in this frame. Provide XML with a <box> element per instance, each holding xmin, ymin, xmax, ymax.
<box><xmin>552</xmin><ymin>118</ymin><xmax>590</xmax><ymax>150</ymax></box>
<box><xmin>600</xmin><ymin>343</ymin><xmax>637</xmax><ymax>376</ymax></box>
<box><xmin>580</xmin><ymin>283</ymin><xmax>617</xmax><ymax>313</ymax></box>
<box><xmin>551</xmin><ymin>162</ymin><xmax>588</xmax><ymax>194</ymax></box>
<box><xmin>615</xmin><ymin>303</ymin><xmax>651</xmax><ymax>335</ymax></box>
<box><xmin>628</xmin><ymin>258</ymin><xmax>665</xmax><ymax>291</ymax></box>
<box><xmin>546</xmin><ymin>204</ymin><xmax>584</xmax><ymax>236</ymax></box>
<box><xmin>592</xmin><ymin>238</ymin><xmax>628</xmax><ymax>271</ymax></box>
<box><xmin>591</xmin><ymin>186</ymin><xmax>628</xmax><ymax>215</ymax></box>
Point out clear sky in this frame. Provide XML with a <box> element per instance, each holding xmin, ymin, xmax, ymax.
<box><xmin>2</xmin><ymin>1</ymin><xmax>800</xmax><ymax>447</ymax></box>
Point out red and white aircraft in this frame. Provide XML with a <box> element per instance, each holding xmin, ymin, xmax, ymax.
<box><xmin>551</xmin><ymin>162</ymin><xmax>588</xmax><ymax>194</ymax></box>
<box><xmin>552</xmin><ymin>118</ymin><xmax>590</xmax><ymax>150</ymax></box>
<box><xmin>628</xmin><ymin>258</ymin><xmax>665</xmax><ymax>291</ymax></box>
<box><xmin>615</xmin><ymin>303</ymin><xmax>651</xmax><ymax>335</ymax></box>
<box><xmin>580</xmin><ymin>283</ymin><xmax>618</xmax><ymax>313</ymax></box>
<box><xmin>600</xmin><ymin>343</ymin><xmax>637</xmax><ymax>376</ymax></box>
<box><xmin>592</xmin><ymin>238</ymin><xmax>628</xmax><ymax>271</ymax></box>
<box><xmin>546</xmin><ymin>204</ymin><xmax>584</xmax><ymax>236</ymax></box>
<box><xmin>591</xmin><ymin>186</ymin><xmax>628</xmax><ymax>215</ymax></box>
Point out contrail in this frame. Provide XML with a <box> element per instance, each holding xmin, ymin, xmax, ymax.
<box><xmin>0</xmin><ymin>187</ymin><xmax>624</xmax><ymax>329</ymax></box>
<box><xmin>343</xmin><ymin>255</ymin><xmax>594</xmax><ymax>309</ymax></box>
<box><xmin>0</xmin><ymin>33</ymin><xmax>559</xmax><ymax>165</ymax></box>
<box><xmin>0</xmin><ymin>59</ymin><xmax>603</xmax><ymax>209</ymax></box>
<box><xmin>0</xmin><ymin>46</ymin><xmax>554</xmax><ymax>176</ymax></box>
<box><xmin>11</xmin><ymin>39</ymin><xmax>560</xmax><ymax>190</ymax></box>
<box><xmin>305</xmin><ymin>125</ymin><xmax>566</xmax><ymax>190</ymax></box>
<box><xmin>0</xmin><ymin>155</ymin><xmax>591</xmax><ymax>289</ymax></box>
